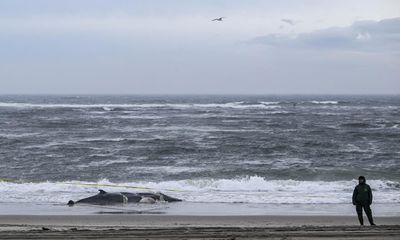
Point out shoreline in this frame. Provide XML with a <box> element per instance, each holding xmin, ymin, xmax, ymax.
<box><xmin>1</xmin><ymin>215</ymin><xmax>400</xmax><ymax>239</ymax></box>
<box><xmin>2</xmin><ymin>202</ymin><xmax>400</xmax><ymax>216</ymax></box>
<box><xmin>1</xmin><ymin>214</ymin><xmax>400</xmax><ymax>227</ymax></box>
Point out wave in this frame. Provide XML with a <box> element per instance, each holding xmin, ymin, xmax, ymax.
<box><xmin>80</xmin><ymin>137</ymin><xmax>128</xmax><ymax>143</ymax></box>
<box><xmin>0</xmin><ymin>102</ymin><xmax>282</xmax><ymax>110</ymax></box>
<box><xmin>0</xmin><ymin>100</ymin><xmax>352</xmax><ymax>109</ymax></box>
<box><xmin>260</xmin><ymin>101</ymin><xmax>281</xmax><ymax>105</ymax></box>
<box><xmin>311</xmin><ymin>101</ymin><xmax>339</xmax><ymax>105</ymax></box>
<box><xmin>0</xmin><ymin>102</ymin><xmax>189</xmax><ymax>109</ymax></box>
<box><xmin>0</xmin><ymin>176</ymin><xmax>398</xmax><ymax>204</ymax></box>
<box><xmin>76</xmin><ymin>159</ymin><xmax>130</xmax><ymax>168</ymax></box>
<box><xmin>341</xmin><ymin>122</ymin><xmax>374</xmax><ymax>128</ymax></box>
<box><xmin>0</xmin><ymin>133</ymin><xmax>39</xmax><ymax>138</ymax></box>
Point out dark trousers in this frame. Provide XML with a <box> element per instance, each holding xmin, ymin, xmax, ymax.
<box><xmin>356</xmin><ymin>204</ymin><xmax>374</xmax><ymax>225</ymax></box>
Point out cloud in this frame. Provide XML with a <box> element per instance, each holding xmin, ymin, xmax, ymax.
<box><xmin>252</xmin><ymin>17</ymin><xmax>400</xmax><ymax>52</ymax></box>
<box><xmin>281</xmin><ymin>18</ymin><xmax>296</xmax><ymax>26</ymax></box>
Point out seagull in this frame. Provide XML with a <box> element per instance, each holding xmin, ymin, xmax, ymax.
<box><xmin>212</xmin><ymin>17</ymin><xmax>225</xmax><ymax>21</ymax></box>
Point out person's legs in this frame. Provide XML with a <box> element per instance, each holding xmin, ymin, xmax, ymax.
<box><xmin>356</xmin><ymin>205</ymin><xmax>364</xmax><ymax>225</ymax></box>
<box><xmin>363</xmin><ymin>205</ymin><xmax>375</xmax><ymax>225</ymax></box>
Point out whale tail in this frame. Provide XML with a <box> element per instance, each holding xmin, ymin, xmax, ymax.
<box><xmin>67</xmin><ymin>200</ymin><xmax>75</xmax><ymax>206</ymax></box>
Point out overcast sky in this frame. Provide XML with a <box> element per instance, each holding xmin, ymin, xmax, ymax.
<box><xmin>0</xmin><ymin>0</ymin><xmax>399</xmax><ymax>94</ymax></box>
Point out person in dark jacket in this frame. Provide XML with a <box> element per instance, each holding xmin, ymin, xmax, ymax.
<box><xmin>352</xmin><ymin>176</ymin><xmax>375</xmax><ymax>225</ymax></box>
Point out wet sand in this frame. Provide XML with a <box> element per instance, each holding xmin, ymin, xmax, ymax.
<box><xmin>0</xmin><ymin>215</ymin><xmax>399</xmax><ymax>239</ymax></box>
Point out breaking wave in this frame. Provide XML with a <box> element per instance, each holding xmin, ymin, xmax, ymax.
<box><xmin>311</xmin><ymin>101</ymin><xmax>339</xmax><ymax>105</ymax></box>
<box><xmin>0</xmin><ymin>176</ymin><xmax>398</xmax><ymax>204</ymax></box>
<box><xmin>0</xmin><ymin>102</ymin><xmax>280</xmax><ymax>110</ymax></box>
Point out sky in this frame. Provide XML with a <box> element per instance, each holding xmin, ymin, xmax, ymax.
<box><xmin>0</xmin><ymin>0</ymin><xmax>399</xmax><ymax>94</ymax></box>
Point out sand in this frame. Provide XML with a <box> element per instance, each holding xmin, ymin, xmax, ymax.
<box><xmin>0</xmin><ymin>215</ymin><xmax>399</xmax><ymax>239</ymax></box>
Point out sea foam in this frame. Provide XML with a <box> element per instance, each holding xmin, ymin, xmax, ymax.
<box><xmin>0</xmin><ymin>102</ymin><xmax>280</xmax><ymax>110</ymax></box>
<box><xmin>0</xmin><ymin>176</ymin><xmax>398</xmax><ymax>204</ymax></box>
<box><xmin>311</xmin><ymin>101</ymin><xmax>339</xmax><ymax>105</ymax></box>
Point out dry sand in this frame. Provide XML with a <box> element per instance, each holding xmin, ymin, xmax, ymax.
<box><xmin>0</xmin><ymin>215</ymin><xmax>399</xmax><ymax>239</ymax></box>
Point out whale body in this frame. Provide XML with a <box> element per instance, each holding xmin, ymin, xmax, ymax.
<box><xmin>139</xmin><ymin>197</ymin><xmax>156</xmax><ymax>204</ymax></box>
<box><xmin>122</xmin><ymin>192</ymin><xmax>182</xmax><ymax>203</ymax></box>
<box><xmin>67</xmin><ymin>190</ymin><xmax>182</xmax><ymax>206</ymax></box>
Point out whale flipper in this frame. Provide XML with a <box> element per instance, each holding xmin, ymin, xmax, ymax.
<box><xmin>120</xmin><ymin>192</ymin><xmax>142</xmax><ymax>203</ymax></box>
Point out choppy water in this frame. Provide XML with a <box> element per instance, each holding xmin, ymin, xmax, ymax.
<box><xmin>0</xmin><ymin>95</ymin><xmax>399</xmax><ymax>204</ymax></box>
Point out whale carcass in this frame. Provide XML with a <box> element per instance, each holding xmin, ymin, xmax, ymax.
<box><xmin>67</xmin><ymin>190</ymin><xmax>182</xmax><ymax>206</ymax></box>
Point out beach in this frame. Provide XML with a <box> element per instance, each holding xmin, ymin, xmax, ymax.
<box><xmin>1</xmin><ymin>95</ymin><xmax>399</xmax><ymax>238</ymax></box>
<box><xmin>2</xmin><ymin>0</ymin><xmax>400</xmax><ymax>237</ymax></box>
<box><xmin>1</xmin><ymin>202</ymin><xmax>399</xmax><ymax>239</ymax></box>
<box><xmin>1</xmin><ymin>215</ymin><xmax>400</xmax><ymax>239</ymax></box>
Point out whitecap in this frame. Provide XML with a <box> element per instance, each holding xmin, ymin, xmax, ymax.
<box><xmin>311</xmin><ymin>101</ymin><xmax>339</xmax><ymax>105</ymax></box>
<box><xmin>0</xmin><ymin>102</ymin><xmax>281</xmax><ymax>110</ymax></box>
<box><xmin>0</xmin><ymin>177</ymin><xmax>398</xmax><ymax>204</ymax></box>
<box><xmin>76</xmin><ymin>159</ymin><xmax>130</xmax><ymax>168</ymax></box>
<box><xmin>260</xmin><ymin>101</ymin><xmax>280</xmax><ymax>105</ymax></box>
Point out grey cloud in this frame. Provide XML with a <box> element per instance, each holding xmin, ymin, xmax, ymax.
<box><xmin>281</xmin><ymin>18</ymin><xmax>296</xmax><ymax>25</ymax></box>
<box><xmin>252</xmin><ymin>17</ymin><xmax>400</xmax><ymax>52</ymax></box>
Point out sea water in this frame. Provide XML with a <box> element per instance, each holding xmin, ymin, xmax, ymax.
<box><xmin>0</xmin><ymin>95</ymin><xmax>399</xmax><ymax>215</ymax></box>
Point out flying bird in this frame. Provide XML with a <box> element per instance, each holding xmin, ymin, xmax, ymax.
<box><xmin>212</xmin><ymin>17</ymin><xmax>225</xmax><ymax>21</ymax></box>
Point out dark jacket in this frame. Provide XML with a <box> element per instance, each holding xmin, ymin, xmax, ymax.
<box><xmin>352</xmin><ymin>183</ymin><xmax>373</xmax><ymax>206</ymax></box>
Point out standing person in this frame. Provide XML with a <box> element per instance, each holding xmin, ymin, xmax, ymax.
<box><xmin>352</xmin><ymin>176</ymin><xmax>375</xmax><ymax>226</ymax></box>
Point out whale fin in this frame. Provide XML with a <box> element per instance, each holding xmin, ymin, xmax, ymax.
<box><xmin>98</xmin><ymin>189</ymin><xmax>107</xmax><ymax>194</ymax></box>
<box><xmin>67</xmin><ymin>200</ymin><xmax>75</xmax><ymax>206</ymax></box>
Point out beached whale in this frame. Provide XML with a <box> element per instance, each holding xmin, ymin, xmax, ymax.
<box><xmin>67</xmin><ymin>190</ymin><xmax>182</xmax><ymax>206</ymax></box>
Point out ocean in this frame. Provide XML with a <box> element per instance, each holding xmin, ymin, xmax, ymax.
<box><xmin>0</xmin><ymin>95</ymin><xmax>399</xmax><ymax>212</ymax></box>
